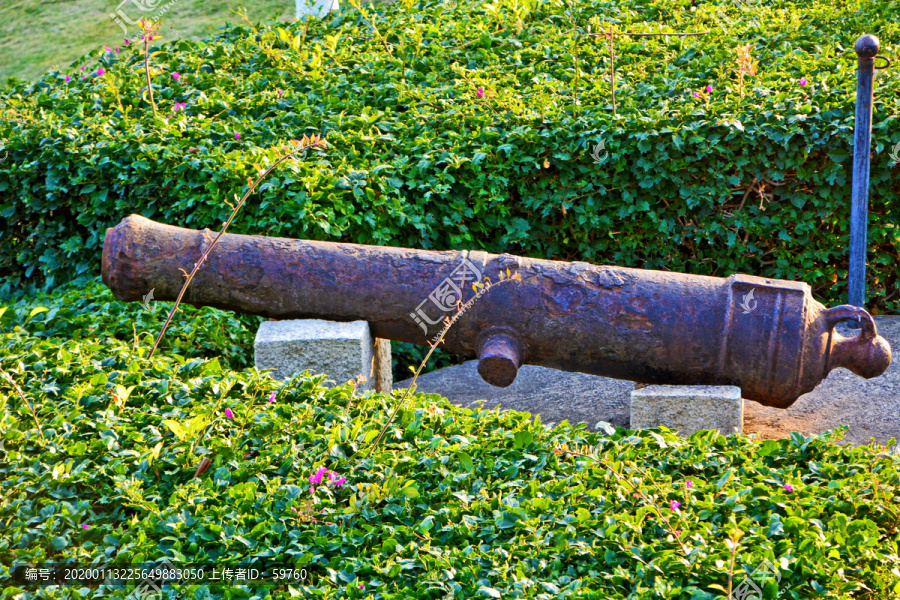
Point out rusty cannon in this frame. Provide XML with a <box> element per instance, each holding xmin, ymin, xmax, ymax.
<box><xmin>102</xmin><ymin>215</ymin><xmax>891</xmax><ymax>408</ymax></box>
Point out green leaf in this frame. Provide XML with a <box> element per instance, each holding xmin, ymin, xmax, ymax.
<box><xmin>162</xmin><ymin>420</ymin><xmax>186</xmax><ymax>441</ymax></box>
<box><xmin>513</xmin><ymin>431</ymin><xmax>533</xmax><ymax>449</ymax></box>
<box><xmin>715</xmin><ymin>469</ymin><xmax>733</xmax><ymax>490</ymax></box>
<box><xmin>26</xmin><ymin>306</ymin><xmax>49</xmax><ymax>322</ymax></box>
<box><xmin>458</xmin><ymin>452</ymin><xmax>473</xmax><ymax>472</ymax></box>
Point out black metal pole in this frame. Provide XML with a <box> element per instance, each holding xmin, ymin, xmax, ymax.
<box><xmin>848</xmin><ymin>34</ymin><xmax>879</xmax><ymax>309</ymax></box>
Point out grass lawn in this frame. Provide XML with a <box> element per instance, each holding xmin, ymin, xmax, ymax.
<box><xmin>0</xmin><ymin>0</ymin><xmax>380</xmax><ymax>84</ymax></box>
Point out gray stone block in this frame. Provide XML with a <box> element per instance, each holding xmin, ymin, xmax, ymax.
<box><xmin>254</xmin><ymin>319</ymin><xmax>392</xmax><ymax>393</ymax></box>
<box><xmin>630</xmin><ymin>385</ymin><xmax>743</xmax><ymax>436</ymax></box>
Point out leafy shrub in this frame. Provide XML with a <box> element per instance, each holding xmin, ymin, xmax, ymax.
<box><xmin>2</xmin><ymin>277</ymin><xmax>900</xmax><ymax>599</ymax></box>
<box><xmin>1</xmin><ymin>0</ymin><xmax>899</xmax><ymax>314</ymax></box>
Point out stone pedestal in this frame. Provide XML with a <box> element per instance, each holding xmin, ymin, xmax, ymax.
<box><xmin>630</xmin><ymin>385</ymin><xmax>743</xmax><ymax>436</ymax></box>
<box><xmin>254</xmin><ymin>319</ymin><xmax>392</xmax><ymax>394</ymax></box>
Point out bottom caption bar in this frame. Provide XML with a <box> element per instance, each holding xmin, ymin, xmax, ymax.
<box><xmin>9</xmin><ymin>561</ymin><xmax>316</xmax><ymax>587</ymax></box>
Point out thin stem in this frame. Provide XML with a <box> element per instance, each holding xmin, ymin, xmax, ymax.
<box><xmin>144</xmin><ymin>37</ymin><xmax>158</xmax><ymax>118</ymax></box>
<box><xmin>727</xmin><ymin>537</ymin><xmax>740</xmax><ymax>598</ymax></box>
<box><xmin>365</xmin><ymin>276</ymin><xmax>518</xmax><ymax>459</ymax></box>
<box><xmin>346</xmin><ymin>0</ymin><xmax>393</xmax><ymax>58</ymax></box>
<box><xmin>567</xmin><ymin>449</ymin><xmax>690</xmax><ymax>554</ymax></box>
<box><xmin>148</xmin><ymin>139</ymin><xmax>324</xmax><ymax>360</ymax></box>
<box><xmin>0</xmin><ymin>367</ymin><xmax>45</xmax><ymax>441</ymax></box>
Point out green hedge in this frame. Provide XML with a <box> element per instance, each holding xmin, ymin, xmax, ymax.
<box><xmin>3</xmin><ymin>288</ymin><xmax>900</xmax><ymax>598</ymax></box>
<box><xmin>2</xmin><ymin>0</ymin><xmax>900</xmax><ymax>312</ymax></box>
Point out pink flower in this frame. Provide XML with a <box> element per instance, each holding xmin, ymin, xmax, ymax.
<box><xmin>333</xmin><ymin>477</ymin><xmax>347</xmax><ymax>487</ymax></box>
<box><xmin>224</xmin><ymin>408</ymin><xmax>235</xmax><ymax>419</ymax></box>
<box><xmin>172</xmin><ymin>72</ymin><xmax>181</xmax><ymax>80</ymax></box>
<box><xmin>81</xmin><ymin>66</ymin><xmax>86</xmax><ymax>72</ymax></box>
<box><xmin>705</xmin><ymin>84</ymin><xmax>713</xmax><ymax>93</ymax></box>
<box><xmin>290</xmin><ymin>507</ymin><xmax>297</xmax><ymax>513</ymax></box>
<box><xmin>799</xmin><ymin>78</ymin><xmax>807</xmax><ymax>86</ymax></box>
<box><xmin>81</xmin><ymin>76</ymin><xmax>86</xmax><ymax>80</ymax></box>
<box><xmin>65</xmin><ymin>75</ymin><xmax>71</xmax><ymax>82</ymax></box>
<box><xmin>476</xmin><ymin>87</ymin><xmax>484</xmax><ymax>98</ymax></box>
<box><xmin>309</xmin><ymin>485</ymin><xmax>314</xmax><ymax>494</ymax></box>
<box><xmin>669</xmin><ymin>501</ymin><xmax>680</xmax><ymax>511</ymax></box>
<box><xmin>359</xmin><ymin>583</ymin><xmax>365</xmax><ymax>589</ymax></box>
<box><xmin>308</xmin><ymin>467</ymin><xmax>328</xmax><ymax>485</ymax></box>
<box><xmin>115</xmin><ymin>47</ymin><xmax>120</xmax><ymax>53</ymax></box>
<box><xmin>784</xmin><ymin>483</ymin><xmax>793</xmax><ymax>493</ymax></box>
<box><xmin>82</xmin><ymin>524</ymin><xmax>90</xmax><ymax>529</ymax></box>
<box><xmin>685</xmin><ymin>480</ymin><xmax>693</xmax><ymax>488</ymax></box>
<box><xmin>268</xmin><ymin>392</ymin><xmax>276</xmax><ymax>403</ymax></box>
<box><xmin>692</xmin><ymin>91</ymin><xmax>701</xmax><ymax>98</ymax></box>
<box><xmin>104</xmin><ymin>46</ymin><xmax>113</xmax><ymax>52</ymax></box>
<box><xmin>96</xmin><ymin>67</ymin><xmax>105</xmax><ymax>76</ymax></box>
<box><xmin>277</xmin><ymin>90</ymin><xmax>284</xmax><ymax>98</ymax></box>
<box><xmin>235</xmin><ymin>132</ymin><xmax>240</xmax><ymax>141</ymax></box>
<box><xmin>124</xmin><ymin>38</ymin><xmax>130</xmax><ymax>45</ymax></box>
<box><xmin>674</xmin><ymin>529</ymin><xmax>681</xmax><ymax>536</ymax></box>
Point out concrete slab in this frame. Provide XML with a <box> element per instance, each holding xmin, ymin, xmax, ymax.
<box><xmin>395</xmin><ymin>316</ymin><xmax>900</xmax><ymax>447</ymax></box>
<box><xmin>631</xmin><ymin>385</ymin><xmax>743</xmax><ymax>436</ymax></box>
<box><xmin>255</xmin><ymin>319</ymin><xmax>392</xmax><ymax>393</ymax></box>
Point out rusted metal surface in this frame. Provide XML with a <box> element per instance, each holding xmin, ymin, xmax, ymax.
<box><xmin>102</xmin><ymin>215</ymin><xmax>892</xmax><ymax>408</ymax></box>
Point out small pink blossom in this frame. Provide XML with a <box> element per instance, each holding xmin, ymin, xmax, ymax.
<box><xmin>82</xmin><ymin>524</ymin><xmax>90</xmax><ymax>529</ymax></box>
<box><xmin>173</xmin><ymin>102</ymin><xmax>186</xmax><ymax>111</ymax></box>
<box><xmin>669</xmin><ymin>501</ymin><xmax>680</xmax><ymax>511</ymax></box>
<box><xmin>268</xmin><ymin>392</ymin><xmax>276</xmax><ymax>403</ymax></box>
<box><xmin>784</xmin><ymin>483</ymin><xmax>793</xmax><ymax>493</ymax></box>
<box><xmin>81</xmin><ymin>66</ymin><xmax>86</xmax><ymax>72</ymax></box>
<box><xmin>359</xmin><ymin>583</ymin><xmax>365</xmax><ymax>589</ymax></box>
<box><xmin>799</xmin><ymin>78</ymin><xmax>808</xmax><ymax>86</ymax></box>
<box><xmin>124</xmin><ymin>38</ymin><xmax>130</xmax><ymax>45</ymax></box>
<box><xmin>692</xmin><ymin>91</ymin><xmax>701</xmax><ymax>98</ymax></box>
<box><xmin>172</xmin><ymin>72</ymin><xmax>181</xmax><ymax>80</ymax></box>
<box><xmin>115</xmin><ymin>47</ymin><xmax>120</xmax><ymax>53</ymax></box>
<box><xmin>706</xmin><ymin>85</ymin><xmax>713</xmax><ymax>93</ymax></box>
<box><xmin>290</xmin><ymin>506</ymin><xmax>297</xmax><ymax>513</ymax></box>
<box><xmin>685</xmin><ymin>480</ymin><xmax>693</xmax><ymax>489</ymax></box>
<box><xmin>674</xmin><ymin>529</ymin><xmax>681</xmax><ymax>536</ymax></box>
<box><xmin>332</xmin><ymin>477</ymin><xmax>347</xmax><ymax>487</ymax></box>
<box><xmin>309</xmin><ymin>467</ymin><xmax>328</xmax><ymax>485</ymax></box>
<box><xmin>96</xmin><ymin>67</ymin><xmax>105</xmax><ymax>76</ymax></box>
<box><xmin>65</xmin><ymin>75</ymin><xmax>71</xmax><ymax>82</ymax></box>
<box><xmin>277</xmin><ymin>90</ymin><xmax>284</xmax><ymax>97</ymax></box>
<box><xmin>309</xmin><ymin>485</ymin><xmax>314</xmax><ymax>494</ymax></box>
<box><xmin>235</xmin><ymin>132</ymin><xmax>240</xmax><ymax>140</ymax></box>
<box><xmin>476</xmin><ymin>87</ymin><xmax>484</xmax><ymax>98</ymax></box>
<box><xmin>224</xmin><ymin>408</ymin><xmax>235</xmax><ymax>419</ymax></box>
<box><xmin>104</xmin><ymin>46</ymin><xmax>113</xmax><ymax>52</ymax></box>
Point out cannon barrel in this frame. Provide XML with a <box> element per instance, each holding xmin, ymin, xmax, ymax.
<box><xmin>102</xmin><ymin>215</ymin><xmax>891</xmax><ymax>408</ymax></box>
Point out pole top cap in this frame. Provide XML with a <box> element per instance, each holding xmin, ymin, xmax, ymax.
<box><xmin>855</xmin><ymin>34</ymin><xmax>880</xmax><ymax>58</ymax></box>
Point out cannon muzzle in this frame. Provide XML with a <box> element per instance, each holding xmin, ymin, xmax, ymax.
<box><xmin>102</xmin><ymin>215</ymin><xmax>891</xmax><ymax>408</ymax></box>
